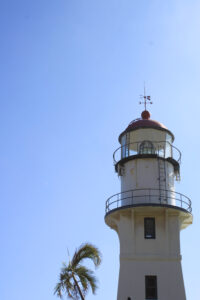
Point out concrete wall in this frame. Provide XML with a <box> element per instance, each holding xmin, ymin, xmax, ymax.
<box><xmin>117</xmin><ymin>209</ymin><xmax>181</xmax><ymax>258</ymax></box>
<box><xmin>120</xmin><ymin>158</ymin><xmax>175</xmax><ymax>206</ymax></box>
<box><xmin>117</xmin><ymin>260</ymin><xmax>185</xmax><ymax>300</ymax></box>
<box><xmin>106</xmin><ymin>207</ymin><xmax>186</xmax><ymax>300</ymax></box>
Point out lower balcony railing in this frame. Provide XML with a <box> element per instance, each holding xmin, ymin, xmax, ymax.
<box><xmin>105</xmin><ymin>188</ymin><xmax>192</xmax><ymax>214</ymax></box>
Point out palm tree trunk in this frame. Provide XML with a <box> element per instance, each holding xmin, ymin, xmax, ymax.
<box><xmin>72</xmin><ymin>274</ymin><xmax>85</xmax><ymax>300</ymax></box>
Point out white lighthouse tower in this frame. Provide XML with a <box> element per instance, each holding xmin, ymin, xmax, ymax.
<box><xmin>105</xmin><ymin>99</ymin><xmax>192</xmax><ymax>300</ymax></box>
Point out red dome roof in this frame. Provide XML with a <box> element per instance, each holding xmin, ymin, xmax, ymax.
<box><xmin>118</xmin><ymin>111</ymin><xmax>174</xmax><ymax>142</ymax></box>
<box><xmin>126</xmin><ymin>118</ymin><xmax>167</xmax><ymax>131</ymax></box>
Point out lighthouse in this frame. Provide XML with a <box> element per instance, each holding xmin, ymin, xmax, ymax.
<box><xmin>105</xmin><ymin>98</ymin><xmax>192</xmax><ymax>300</ymax></box>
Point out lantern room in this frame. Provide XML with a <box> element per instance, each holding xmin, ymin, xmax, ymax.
<box><xmin>114</xmin><ymin>110</ymin><xmax>181</xmax><ymax>178</ymax></box>
<box><xmin>106</xmin><ymin>109</ymin><xmax>192</xmax><ymax>213</ymax></box>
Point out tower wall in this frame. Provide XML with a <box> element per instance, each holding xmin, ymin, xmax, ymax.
<box><xmin>121</xmin><ymin>159</ymin><xmax>175</xmax><ymax>206</ymax></box>
<box><xmin>109</xmin><ymin>207</ymin><xmax>186</xmax><ymax>300</ymax></box>
<box><xmin>118</xmin><ymin>260</ymin><xmax>185</xmax><ymax>300</ymax></box>
<box><xmin>121</xmin><ymin>159</ymin><xmax>174</xmax><ymax>191</ymax></box>
<box><xmin>105</xmin><ymin>113</ymin><xmax>192</xmax><ymax>300</ymax></box>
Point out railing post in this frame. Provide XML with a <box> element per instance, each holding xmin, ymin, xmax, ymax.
<box><xmin>171</xmin><ymin>144</ymin><xmax>173</xmax><ymax>159</ymax></box>
<box><xmin>128</xmin><ymin>143</ymin><xmax>130</xmax><ymax>157</ymax></box>
<box><xmin>164</xmin><ymin>142</ymin><xmax>166</xmax><ymax>158</ymax></box>
<box><xmin>106</xmin><ymin>200</ymin><xmax>108</xmax><ymax>213</ymax></box>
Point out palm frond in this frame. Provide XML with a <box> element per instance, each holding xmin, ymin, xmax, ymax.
<box><xmin>54</xmin><ymin>265</ymin><xmax>74</xmax><ymax>298</ymax></box>
<box><xmin>75</xmin><ymin>266</ymin><xmax>98</xmax><ymax>295</ymax></box>
<box><xmin>54</xmin><ymin>282</ymin><xmax>63</xmax><ymax>298</ymax></box>
<box><xmin>55</xmin><ymin>243</ymin><xmax>101</xmax><ymax>299</ymax></box>
<box><xmin>71</xmin><ymin>243</ymin><xmax>101</xmax><ymax>268</ymax></box>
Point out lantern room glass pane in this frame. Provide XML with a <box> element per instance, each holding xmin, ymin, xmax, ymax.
<box><xmin>121</xmin><ymin>135</ymin><xmax>126</xmax><ymax>158</ymax></box>
<box><xmin>121</xmin><ymin>134</ymin><xmax>129</xmax><ymax>158</ymax></box>
<box><xmin>139</xmin><ymin>141</ymin><xmax>155</xmax><ymax>155</ymax></box>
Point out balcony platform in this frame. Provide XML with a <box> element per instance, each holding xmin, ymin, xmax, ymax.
<box><xmin>105</xmin><ymin>189</ymin><xmax>193</xmax><ymax>231</ymax></box>
<box><xmin>105</xmin><ymin>188</ymin><xmax>192</xmax><ymax>216</ymax></box>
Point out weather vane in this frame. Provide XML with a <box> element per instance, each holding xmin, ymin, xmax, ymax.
<box><xmin>139</xmin><ymin>85</ymin><xmax>153</xmax><ymax>110</ymax></box>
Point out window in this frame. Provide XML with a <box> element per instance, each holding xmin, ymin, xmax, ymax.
<box><xmin>121</xmin><ymin>134</ymin><xmax>129</xmax><ymax>158</ymax></box>
<box><xmin>145</xmin><ymin>276</ymin><xmax>157</xmax><ymax>299</ymax></box>
<box><xmin>139</xmin><ymin>141</ymin><xmax>155</xmax><ymax>155</ymax></box>
<box><xmin>144</xmin><ymin>218</ymin><xmax>155</xmax><ymax>239</ymax></box>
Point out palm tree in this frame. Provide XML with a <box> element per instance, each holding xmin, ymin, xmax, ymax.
<box><xmin>54</xmin><ymin>243</ymin><xmax>102</xmax><ymax>300</ymax></box>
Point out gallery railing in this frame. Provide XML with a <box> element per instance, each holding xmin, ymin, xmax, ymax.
<box><xmin>113</xmin><ymin>141</ymin><xmax>181</xmax><ymax>165</ymax></box>
<box><xmin>105</xmin><ymin>188</ymin><xmax>192</xmax><ymax>214</ymax></box>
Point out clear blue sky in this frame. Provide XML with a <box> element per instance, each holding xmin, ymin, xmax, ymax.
<box><xmin>0</xmin><ymin>1</ymin><xmax>199</xmax><ymax>299</ymax></box>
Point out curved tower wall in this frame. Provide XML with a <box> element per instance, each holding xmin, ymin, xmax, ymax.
<box><xmin>121</xmin><ymin>159</ymin><xmax>175</xmax><ymax>206</ymax></box>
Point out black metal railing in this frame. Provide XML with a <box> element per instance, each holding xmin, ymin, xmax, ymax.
<box><xmin>105</xmin><ymin>188</ymin><xmax>192</xmax><ymax>214</ymax></box>
<box><xmin>113</xmin><ymin>141</ymin><xmax>181</xmax><ymax>165</ymax></box>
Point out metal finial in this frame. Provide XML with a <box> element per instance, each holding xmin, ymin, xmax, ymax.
<box><xmin>139</xmin><ymin>84</ymin><xmax>153</xmax><ymax>110</ymax></box>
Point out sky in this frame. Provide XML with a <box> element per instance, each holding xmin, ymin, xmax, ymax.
<box><xmin>0</xmin><ymin>0</ymin><xmax>200</xmax><ymax>299</ymax></box>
